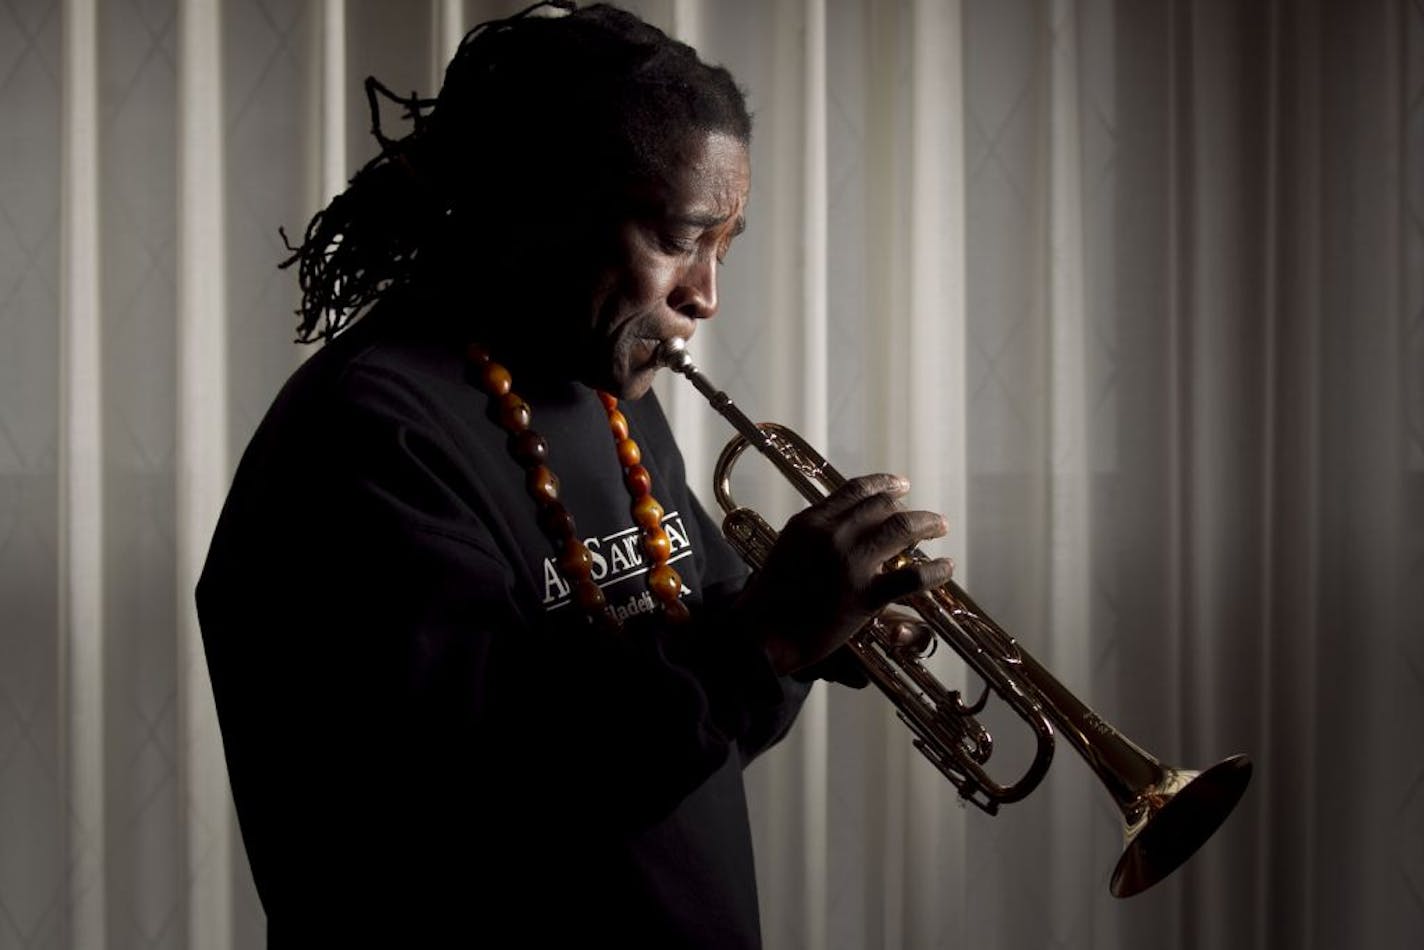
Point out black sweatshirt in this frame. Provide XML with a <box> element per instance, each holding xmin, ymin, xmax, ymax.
<box><xmin>197</xmin><ymin>306</ymin><xmax>810</xmax><ymax>947</ymax></box>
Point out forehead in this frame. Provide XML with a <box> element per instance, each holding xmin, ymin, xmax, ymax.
<box><xmin>642</xmin><ymin>130</ymin><xmax>751</xmax><ymax>218</ymax></box>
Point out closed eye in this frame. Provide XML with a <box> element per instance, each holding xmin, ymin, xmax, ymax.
<box><xmin>659</xmin><ymin>231</ymin><xmax>699</xmax><ymax>255</ymax></box>
<box><xmin>656</xmin><ymin>214</ymin><xmax>745</xmax><ymax>261</ymax></box>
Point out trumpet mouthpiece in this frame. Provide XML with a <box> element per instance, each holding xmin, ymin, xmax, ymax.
<box><xmin>656</xmin><ymin>338</ymin><xmax>691</xmax><ymax>372</ymax></box>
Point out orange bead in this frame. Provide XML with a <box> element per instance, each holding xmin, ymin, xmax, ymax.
<box><xmin>573</xmin><ymin>578</ymin><xmax>607</xmax><ymax>611</ymax></box>
<box><xmin>632</xmin><ymin>495</ymin><xmax>664</xmax><ymax>531</ymax></box>
<box><xmin>606</xmin><ymin>409</ymin><xmax>629</xmax><ymax>441</ymax></box>
<box><xmin>616</xmin><ymin>437</ymin><xmax>641</xmax><ymax>468</ymax></box>
<box><xmin>647</xmin><ymin>563</ymin><xmax>682</xmax><ymax>602</ymax></box>
<box><xmin>482</xmin><ymin>362</ymin><xmax>512</xmax><ymax>396</ymax></box>
<box><xmin>457</xmin><ymin>358</ymin><xmax>700</xmax><ymax>631</ymax></box>
<box><xmin>509</xmin><ymin>429</ymin><xmax>548</xmax><ymax>465</ymax></box>
<box><xmin>558</xmin><ymin>537</ymin><xmax>593</xmax><ymax>580</ymax></box>
<box><xmin>538</xmin><ymin>502</ymin><xmax>576</xmax><ymax>540</ymax></box>
<box><xmin>624</xmin><ymin>464</ymin><xmax>651</xmax><ymax>497</ymax></box>
<box><xmin>499</xmin><ymin>393</ymin><xmax>531</xmax><ymax>431</ymax></box>
<box><xmin>526</xmin><ymin>464</ymin><xmax>559</xmax><ymax>504</ymax></box>
<box><xmin>641</xmin><ymin>526</ymin><xmax>671</xmax><ymax>563</ymax></box>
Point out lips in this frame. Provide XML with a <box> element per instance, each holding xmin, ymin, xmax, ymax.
<box><xmin>635</xmin><ymin>333</ymin><xmax>688</xmax><ymax>370</ymax></box>
<box><xmin>630</xmin><ymin>337</ymin><xmax>659</xmax><ymax>370</ymax></box>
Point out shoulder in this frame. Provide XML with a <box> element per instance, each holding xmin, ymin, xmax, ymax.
<box><xmin>256</xmin><ymin>302</ymin><xmax>486</xmax><ymax>455</ymax></box>
<box><xmin>222</xmin><ymin>300</ymin><xmax>506</xmax><ymax>537</ymax></box>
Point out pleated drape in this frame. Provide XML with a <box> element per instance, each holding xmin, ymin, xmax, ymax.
<box><xmin>58</xmin><ymin>1</ymin><xmax>104</xmax><ymax>945</ymax></box>
<box><xmin>2</xmin><ymin>1</ymin><xmax>1421</xmax><ymax>948</ymax></box>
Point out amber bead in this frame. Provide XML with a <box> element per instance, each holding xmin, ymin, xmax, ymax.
<box><xmin>606</xmin><ymin>409</ymin><xmax>629</xmax><ymax>442</ymax></box>
<box><xmin>509</xmin><ymin>429</ymin><xmax>548</xmax><ymax>466</ymax></box>
<box><xmin>499</xmin><ymin>393</ymin><xmax>531</xmax><ymax>431</ymax></box>
<box><xmin>482</xmin><ymin>362</ymin><xmax>512</xmax><ymax>396</ymax></box>
<box><xmin>615</xmin><ymin>437</ymin><xmax>641</xmax><ymax>468</ymax></box>
<box><xmin>526</xmin><ymin>465</ymin><xmax>559</xmax><ymax>504</ymax></box>
<box><xmin>624</xmin><ymin>464</ymin><xmax>651</xmax><ymax>496</ymax></box>
<box><xmin>641</xmin><ymin>526</ymin><xmax>671</xmax><ymax>563</ymax></box>
<box><xmin>462</xmin><ymin>351</ymin><xmax>694</xmax><ymax>631</ymax></box>
<box><xmin>632</xmin><ymin>495</ymin><xmax>664</xmax><ymax>531</ymax></box>
<box><xmin>558</xmin><ymin>537</ymin><xmax>593</xmax><ymax>581</ymax></box>
<box><xmin>573</xmin><ymin>578</ymin><xmax>607</xmax><ymax>611</ymax></box>
<box><xmin>538</xmin><ymin>502</ymin><xmax>576</xmax><ymax>540</ymax></box>
<box><xmin>647</xmin><ymin>563</ymin><xmax>683</xmax><ymax>602</ymax></box>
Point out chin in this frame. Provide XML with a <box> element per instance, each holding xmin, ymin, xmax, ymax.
<box><xmin>614</xmin><ymin>369</ymin><xmax>658</xmax><ymax>401</ymax></box>
<box><xmin>577</xmin><ymin>360</ymin><xmax>647</xmax><ymax>401</ymax></box>
<box><xmin>599</xmin><ymin>339</ymin><xmax>660</xmax><ymax>400</ymax></box>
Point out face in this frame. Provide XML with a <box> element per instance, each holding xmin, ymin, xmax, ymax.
<box><xmin>580</xmin><ymin>130</ymin><xmax>750</xmax><ymax>399</ymax></box>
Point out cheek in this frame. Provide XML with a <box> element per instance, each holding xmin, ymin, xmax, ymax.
<box><xmin>597</xmin><ymin>268</ymin><xmax>668</xmax><ymax>341</ymax></box>
<box><xmin>620</xmin><ymin>248</ymin><xmax>679</xmax><ymax>309</ymax></box>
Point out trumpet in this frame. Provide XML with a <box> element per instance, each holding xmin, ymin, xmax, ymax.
<box><xmin>658</xmin><ymin>338</ymin><xmax>1251</xmax><ymax>898</ymax></box>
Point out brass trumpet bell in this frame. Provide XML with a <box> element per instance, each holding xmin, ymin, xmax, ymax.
<box><xmin>1110</xmin><ymin>754</ymin><xmax>1253</xmax><ymax>898</ymax></box>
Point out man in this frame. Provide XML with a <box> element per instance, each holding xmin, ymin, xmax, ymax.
<box><xmin>197</xmin><ymin>4</ymin><xmax>952</xmax><ymax>946</ymax></box>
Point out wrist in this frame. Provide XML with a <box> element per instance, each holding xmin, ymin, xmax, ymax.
<box><xmin>758</xmin><ymin>636</ymin><xmax>799</xmax><ymax>676</ymax></box>
<box><xmin>729</xmin><ymin>591</ymin><xmax>801</xmax><ymax>675</ymax></box>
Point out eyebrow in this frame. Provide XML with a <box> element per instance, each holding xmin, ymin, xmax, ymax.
<box><xmin>671</xmin><ymin>212</ymin><xmax>746</xmax><ymax>237</ymax></box>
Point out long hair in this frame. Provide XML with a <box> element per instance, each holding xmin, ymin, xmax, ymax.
<box><xmin>281</xmin><ymin>2</ymin><xmax>751</xmax><ymax>343</ymax></box>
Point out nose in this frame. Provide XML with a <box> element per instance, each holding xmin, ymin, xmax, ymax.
<box><xmin>668</xmin><ymin>255</ymin><xmax>718</xmax><ymax>320</ymax></box>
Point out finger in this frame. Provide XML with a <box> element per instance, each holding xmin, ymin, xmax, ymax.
<box><xmin>851</xmin><ymin>508</ymin><xmax>948</xmax><ymax>562</ymax></box>
<box><xmin>814</xmin><ymin>473</ymin><xmax>909</xmax><ymax>520</ymax></box>
<box><xmin>865</xmin><ymin>556</ymin><xmax>955</xmax><ymax>609</ymax></box>
<box><xmin>793</xmin><ymin>645</ymin><xmax>871</xmax><ymax>689</ymax></box>
<box><xmin>831</xmin><ymin>486</ymin><xmax>940</xmax><ymax>546</ymax></box>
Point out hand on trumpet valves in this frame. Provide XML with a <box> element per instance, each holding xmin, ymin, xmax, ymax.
<box><xmin>795</xmin><ymin>610</ymin><xmax>934</xmax><ymax>688</ymax></box>
<box><xmin>735</xmin><ymin>472</ymin><xmax>955</xmax><ymax>676</ymax></box>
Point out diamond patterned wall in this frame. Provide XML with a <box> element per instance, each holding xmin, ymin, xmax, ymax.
<box><xmin>0</xmin><ymin>1</ymin><xmax>63</xmax><ymax>948</ymax></box>
<box><xmin>223</xmin><ymin>0</ymin><xmax>315</xmax><ymax>467</ymax></box>
<box><xmin>98</xmin><ymin>0</ymin><xmax>184</xmax><ymax>945</ymax></box>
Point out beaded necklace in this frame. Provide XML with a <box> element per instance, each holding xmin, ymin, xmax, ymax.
<box><xmin>466</xmin><ymin>344</ymin><xmax>689</xmax><ymax>630</ymax></box>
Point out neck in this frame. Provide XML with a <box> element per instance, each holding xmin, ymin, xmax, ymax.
<box><xmin>484</xmin><ymin>321</ymin><xmax>588</xmax><ymax>393</ymax></box>
<box><xmin>404</xmin><ymin>279</ymin><xmax>588</xmax><ymax>388</ymax></box>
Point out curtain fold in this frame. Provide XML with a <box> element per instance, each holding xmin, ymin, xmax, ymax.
<box><xmin>58</xmin><ymin>1</ymin><xmax>105</xmax><ymax>946</ymax></box>
<box><xmin>2</xmin><ymin>1</ymin><xmax>1420</xmax><ymax>947</ymax></box>
<box><xmin>176</xmin><ymin>2</ymin><xmax>230</xmax><ymax>947</ymax></box>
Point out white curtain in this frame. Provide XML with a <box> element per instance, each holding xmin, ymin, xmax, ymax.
<box><xmin>2</xmin><ymin>1</ymin><xmax>1420</xmax><ymax>948</ymax></box>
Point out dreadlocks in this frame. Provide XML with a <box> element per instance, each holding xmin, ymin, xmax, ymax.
<box><xmin>281</xmin><ymin>1</ymin><xmax>751</xmax><ymax>343</ymax></box>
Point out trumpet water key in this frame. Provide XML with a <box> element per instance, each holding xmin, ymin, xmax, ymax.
<box><xmin>657</xmin><ymin>338</ymin><xmax>1251</xmax><ymax>898</ymax></box>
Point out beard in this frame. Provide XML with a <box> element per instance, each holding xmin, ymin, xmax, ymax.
<box><xmin>598</xmin><ymin>313</ymin><xmax>666</xmax><ymax>399</ymax></box>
